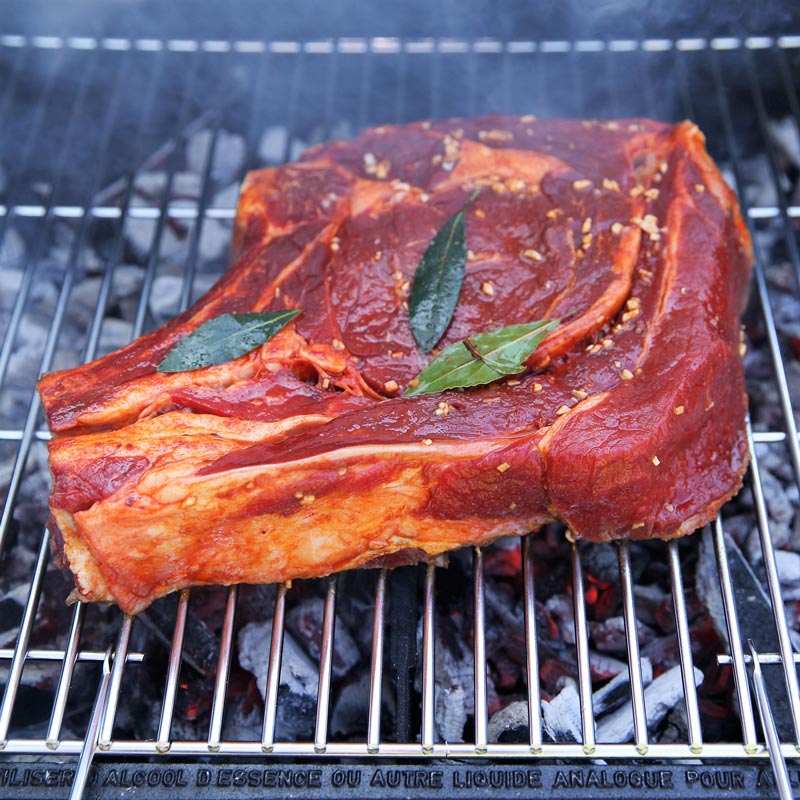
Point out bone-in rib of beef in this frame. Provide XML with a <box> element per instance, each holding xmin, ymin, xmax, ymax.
<box><xmin>38</xmin><ymin>117</ymin><xmax>753</xmax><ymax>614</ymax></box>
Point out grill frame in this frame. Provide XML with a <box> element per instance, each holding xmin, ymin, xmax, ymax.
<box><xmin>0</xmin><ymin>30</ymin><xmax>799</xmax><ymax>797</ymax></box>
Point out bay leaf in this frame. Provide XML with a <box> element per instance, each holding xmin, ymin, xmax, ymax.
<box><xmin>408</xmin><ymin>194</ymin><xmax>479</xmax><ymax>353</ymax></box>
<box><xmin>404</xmin><ymin>319</ymin><xmax>559</xmax><ymax>396</ymax></box>
<box><xmin>157</xmin><ymin>309</ymin><xmax>301</xmax><ymax>373</ymax></box>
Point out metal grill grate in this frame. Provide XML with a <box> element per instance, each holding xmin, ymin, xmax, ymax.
<box><xmin>1</xmin><ymin>33</ymin><xmax>800</xmax><ymax>799</ymax></box>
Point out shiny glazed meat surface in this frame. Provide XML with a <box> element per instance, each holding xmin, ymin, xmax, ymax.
<box><xmin>38</xmin><ymin>116</ymin><xmax>753</xmax><ymax>614</ymax></box>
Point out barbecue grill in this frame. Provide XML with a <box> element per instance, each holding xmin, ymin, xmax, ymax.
<box><xmin>2</xmin><ymin>3</ymin><xmax>800</xmax><ymax>798</ymax></box>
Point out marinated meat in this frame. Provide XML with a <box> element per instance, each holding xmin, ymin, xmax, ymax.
<box><xmin>38</xmin><ymin>117</ymin><xmax>753</xmax><ymax>614</ymax></box>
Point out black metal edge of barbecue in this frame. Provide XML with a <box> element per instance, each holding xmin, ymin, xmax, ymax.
<box><xmin>0</xmin><ymin>756</ymin><xmax>796</xmax><ymax>800</ymax></box>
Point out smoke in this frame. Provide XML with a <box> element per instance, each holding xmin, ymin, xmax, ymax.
<box><xmin>3</xmin><ymin>0</ymin><xmax>799</xmax><ymax>42</ymax></box>
<box><xmin>0</xmin><ymin>0</ymin><xmax>795</xmax><ymax>208</ymax></box>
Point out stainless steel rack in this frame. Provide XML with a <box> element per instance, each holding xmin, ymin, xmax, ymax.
<box><xmin>0</xmin><ymin>32</ymin><xmax>799</xmax><ymax>800</ymax></box>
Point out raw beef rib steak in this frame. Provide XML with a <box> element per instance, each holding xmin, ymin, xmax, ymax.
<box><xmin>38</xmin><ymin>116</ymin><xmax>753</xmax><ymax>614</ymax></box>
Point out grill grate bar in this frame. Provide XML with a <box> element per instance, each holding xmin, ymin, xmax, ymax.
<box><xmin>522</xmin><ymin>535</ymin><xmax>543</xmax><ymax>752</ymax></box>
<box><xmin>320</xmin><ymin>42</ymin><xmax>341</xmax><ymax>141</ymax></box>
<box><xmin>0</xmin><ymin>44</ymin><xmax>28</xmax><ymax>135</ymax></box>
<box><xmin>744</xmin><ymin>49</ymin><xmax>800</xmax><ymax>290</ymax></box>
<box><xmin>472</xmin><ymin>548</ymin><xmax>488</xmax><ymax>752</ymax></box>
<box><xmin>0</xmin><ymin>255</ymin><xmax>36</xmax><ymax>390</ymax></box>
<box><xmin>570</xmin><ymin>543</ymin><xmax>596</xmax><ymax>753</ymax></box>
<box><xmin>38</xmin><ymin>49</ymin><xmax>144</xmax><ymax>752</ymax></box>
<box><xmin>93</xmin><ymin>109</ymin><xmax>215</xmax><ymax>210</ymax></box>
<box><xmin>0</xmin><ymin>62</ymin><xmax>142</xmax><ymax>696</ymax></box>
<box><xmin>313</xmin><ymin>575</ymin><xmax>338</xmax><ymax>752</ymax></box>
<box><xmin>421</xmin><ymin>563</ymin><xmax>436</xmax><ymax>752</ymax></box>
<box><xmin>81</xmin><ymin>53</ymin><xmax>167</xmax><ymax>364</ymax></box>
<box><xmin>3</xmin><ymin>34</ymin><xmax>800</xmax><ymax>54</ymax></box>
<box><xmin>45</xmin><ymin>602</ymin><xmax>86</xmax><ymax>748</ymax></box>
<box><xmin>0</xmin><ymin>425</ymin><xmax>795</xmax><ymax>445</ymax></box>
<box><xmin>751</xmin><ymin>248</ymin><xmax>800</xmax><ymax>486</ymax></box>
<box><xmin>617</xmin><ymin>542</ymin><xmax>649</xmax><ymax>754</ymax></box>
<box><xmin>248</xmin><ymin>40</ymin><xmax>302</xmax><ymax>754</ymax></box>
<box><xmin>0</xmin><ymin>47</ymin><xmax>109</xmax><ymax>550</ymax></box>
<box><xmin>80</xmin><ymin>184</ymin><xmax>142</xmax><ymax>362</ymax></box>
<box><xmin>637</xmin><ymin>45</ymin><xmax>659</xmax><ymax>119</ymax></box>
<box><xmin>97</xmin><ymin>616</ymin><xmax>133</xmax><ymax>749</ymax></box>
<box><xmin>68</xmin><ymin>647</ymin><xmax>112</xmax><ymax>800</ymax></box>
<box><xmin>667</xmin><ymin>540</ymin><xmax>704</xmax><ymax>752</ymax></box>
<box><xmin>603</xmin><ymin>45</ymin><xmax>624</xmax><ymax>117</ymax></box>
<box><xmin>0</xmin><ymin>45</ymin><xmax>93</xmax><ymax>390</ymax></box>
<box><xmin>0</xmin><ymin>263</ymin><xmax>70</xmax><ymax>552</ymax></box>
<box><xmin>6</xmin><ymin>738</ymin><xmax>798</xmax><ymax>759</ymax></box>
<box><xmin>281</xmin><ymin>48</ymin><xmax>305</xmax><ymax>164</ymax></box>
<box><xmin>0</xmin><ymin>533</ymin><xmax>50</xmax><ymax>745</ymax></box>
<box><xmin>747</xmin><ymin>640</ymin><xmax>794</xmax><ymax>800</ymax></box>
<box><xmin>241</xmin><ymin>47</ymin><xmax>272</xmax><ymax>168</ymax></box>
<box><xmin>27</xmin><ymin>86</ymin><xmax>208</xmax><ymax>749</ymax></box>
<box><xmin>742</xmin><ymin>56</ymin><xmax>800</xmax><ymax>491</ymax></box>
<box><xmin>147</xmin><ymin>55</ymin><xmax>239</xmax><ymax>752</ymax></box>
<box><xmin>712</xmin><ymin>517</ymin><xmax>759</xmax><ymax>750</ymax></box>
<box><xmin>393</xmin><ymin>45</ymin><xmax>408</xmax><ymax>123</ymax></box>
<box><xmin>261</xmin><ymin>584</ymin><xmax>287</xmax><ymax>752</ymax></box>
<box><xmin>156</xmin><ymin>589</ymin><xmax>190</xmax><ymax>752</ymax></box>
<box><xmin>367</xmin><ymin>570</ymin><xmax>387</xmax><ymax>752</ymax></box>
<box><xmin>777</xmin><ymin>48</ymin><xmax>800</xmax><ymax>208</ymax></box>
<box><xmin>0</xmin><ymin>649</ymin><xmax>143</xmax><ymax>664</ymax></box>
<box><xmin>0</xmin><ymin>47</ymin><xmax>67</xmax><ymax>208</ymax></box>
<box><xmin>745</xmin><ymin>420</ymin><xmax>800</xmax><ymax>746</ymax></box>
<box><xmin>131</xmin><ymin>55</ymin><xmax>203</xmax><ymax>342</ymax></box>
<box><xmin>355</xmin><ymin>40</ymin><xmax>373</xmax><ymax>128</ymax></box>
<box><xmin>33</xmin><ymin>45</ymin><xmax>145</xmax><ymax>747</ymax></box>
<box><xmin>177</xmin><ymin>93</ymin><xmax>227</xmax><ymax>313</ymax></box>
<box><xmin>709</xmin><ymin>48</ymin><xmax>800</xmax><ymax>494</ymax></box>
<box><xmin>0</xmin><ymin>202</ymin><xmax>798</xmax><ymax>220</ymax></box>
<box><xmin>708</xmin><ymin>46</ymin><xmax>800</xmax><ymax>746</ymax></box>
<box><xmin>721</xmin><ymin>653</ymin><xmax>800</xmax><ymax>665</ymax></box>
<box><xmin>429</xmin><ymin>46</ymin><xmax>441</xmax><ymax>119</ymax></box>
<box><xmin>207</xmin><ymin>586</ymin><xmax>237</xmax><ymax>751</ymax></box>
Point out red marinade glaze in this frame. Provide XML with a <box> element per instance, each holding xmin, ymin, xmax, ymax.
<box><xmin>36</xmin><ymin>116</ymin><xmax>753</xmax><ymax>614</ymax></box>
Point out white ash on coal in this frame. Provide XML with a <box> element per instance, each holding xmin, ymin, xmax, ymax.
<box><xmin>542</xmin><ymin>681</ymin><xmax>582</xmax><ymax>743</ymax></box>
<box><xmin>330</xmin><ymin>670</ymin><xmax>393</xmax><ymax>739</ymax></box>
<box><xmin>588</xmin><ymin>616</ymin><xmax>655</xmax><ymax>654</ymax></box>
<box><xmin>542</xmin><ymin>660</ymin><xmax>666</xmax><ymax>745</ymax></box>
<box><xmin>285</xmin><ymin>595</ymin><xmax>361</xmax><ymax>679</ymax></box>
<box><xmin>0</xmin><ymin>584</ymin><xmax>27</xmax><ymax>650</ymax></box>
<box><xmin>632</xmin><ymin>583</ymin><xmax>677</xmax><ymax>632</ymax></box>
<box><xmin>234</xmin><ymin>576</ymin><xmax>376</xmax><ymax>742</ymax></box>
<box><xmin>258</xmin><ymin>127</ymin><xmax>290</xmax><ymax>165</ymax></box>
<box><xmin>768</xmin><ymin>117</ymin><xmax>800</xmax><ymax>204</ymax></box>
<box><xmin>588</xmin><ymin>652</ymin><xmax>627</xmax><ymax>680</ymax></box>
<box><xmin>775</xmin><ymin>550</ymin><xmax>800</xmax><ymax>601</ymax></box>
<box><xmin>487</xmin><ymin>699</ymin><xmax>529</xmax><ymax>744</ymax></box>
<box><xmin>238</xmin><ymin>620</ymin><xmax>320</xmax><ymax>741</ymax></box>
<box><xmin>412</xmin><ymin>551</ymin><xmax>503</xmax><ymax>744</ymax></box>
<box><xmin>186</xmin><ymin>129</ymin><xmax>246</xmax><ymax>186</ymax></box>
<box><xmin>597</xmin><ymin>665</ymin><xmax>703</xmax><ymax>744</ymax></box>
<box><xmin>414</xmin><ymin>601</ymin><xmax>477</xmax><ymax>744</ymax></box>
<box><xmin>593</xmin><ymin>659</ymin><xmax>654</xmax><ymax>717</ymax></box>
<box><xmin>544</xmin><ymin>593</ymin><xmax>576</xmax><ymax>646</ymax></box>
